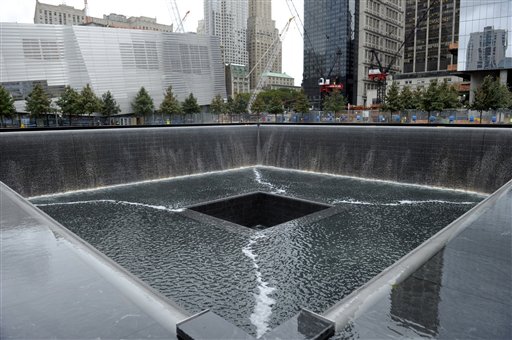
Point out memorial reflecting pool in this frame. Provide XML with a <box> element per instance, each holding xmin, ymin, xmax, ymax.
<box><xmin>31</xmin><ymin>167</ymin><xmax>483</xmax><ymax>337</ymax></box>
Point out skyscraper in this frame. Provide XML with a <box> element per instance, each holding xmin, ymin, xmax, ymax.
<box><xmin>457</xmin><ymin>0</ymin><xmax>511</xmax><ymax>102</ymax></box>
<box><xmin>403</xmin><ymin>0</ymin><xmax>460</xmax><ymax>74</ymax></box>
<box><xmin>247</xmin><ymin>0</ymin><xmax>281</xmax><ymax>89</ymax></box>
<box><xmin>356</xmin><ymin>0</ymin><xmax>405</xmax><ymax>106</ymax></box>
<box><xmin>466</xmin><ymin>27</ymin><xmax>508</xmax><ymax>70</ymax></box>
<box><xmin>303</xmin><ymin>0</ymin><xmax>356</xmax><ymax>108</ymax></box>
<box><xmin>204</xmin><ymin>0</ymin><xmax>248</xmax><ymax>66</ymax></box>
<box><xmin>303</xmin><ymin>0</ymin><xmax>404</xmax><ymax>107</ymax></box>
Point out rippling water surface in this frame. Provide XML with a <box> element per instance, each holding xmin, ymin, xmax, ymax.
<box><xmin>32</xmin><ymin>167</ymin><xmax>484</xmax><ymax>337</ymax></box>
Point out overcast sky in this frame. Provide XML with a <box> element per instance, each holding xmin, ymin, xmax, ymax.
<box><xmin>0</xmin><ymin>0</ymin><xmax>304</xmax><ymax>86</ymax></box>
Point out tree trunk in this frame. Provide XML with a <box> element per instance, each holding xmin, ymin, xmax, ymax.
<box><xmin>45</xmin><ymin>113</ymin><xmax>49</xmax><ymax>127</ymax></box>
<box><xmin>69</xmin><ymin>114</ymin><xmax>72</xmax><ymax>127</ymax></box>
<box><xmin>479</xmin><ymin>110</ymin><xmax>483</xmax><ymax>124</ymax></box>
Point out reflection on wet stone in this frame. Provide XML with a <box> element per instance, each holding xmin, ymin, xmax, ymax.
<box><xmin>391</xmin><ymin>250</ymin><xmax>444</xmax><ymax>338</ymax></box>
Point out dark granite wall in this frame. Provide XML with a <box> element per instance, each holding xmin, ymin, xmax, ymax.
<box><xmin>259</xmin><ymin>125</ymin><xmax>512</xmax><ymax>194</ymax></box>
<box><xmin>0</xmin><ymin>126</ymin><xmax>258</xmax><ymax>197</ymax></box>
<box><xmin>1</xmin><ymin>125</ymin><xmax>511</xmax><ymax>196</ymax></box>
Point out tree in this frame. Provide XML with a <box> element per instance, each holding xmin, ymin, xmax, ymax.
<box><xmin>274</xmin><ymin>88</ymin><xmax>296</xmax><ymax>112</ymax></box>
<box><xmin>79</xmin><ymin>84</ymin><xmax>101</xmax><ymax>116</ymax></box>
<box><xmin>251</xmin><ymin>94</ymin><xmax>267</xmax><ymax>115</ymax></box>
<box><xmin>160</xmin><ymin>85</ymin><xmax>182</xmax><ymax>122</ymax></box>
<box><xmin>232</xmin><ymin>93</ymin><xmax>250</xmax><ymax>114</ymax></box>
<box><xmin>422</xmin><ymin>81</ymin><xmax>443</xmax><ymax>122</ymax></box>
<box><xmin>411</xmin><ymin>88</ymin><xmax>424</xmax><ymax>110</ymax></box>
<box><xmin>472</xmin><ymin>76</ymin><xmax>511</xmax><ymax>123</ymax></box>
<box><xmin>182</xmin><ymin>93</ymin><xmax>201</xmax><ymax>119</ymax></box>
<box><xmin>268</xmin><ymin>92</ymin><xmax>284</xmax><ymax>121</ymax></box>
<box><xmin>293</xmin><ymin>90</ymin><xmax>310</xmax><ymax>114</ymax></box>
<box><xmin>210</xmin><ymin>94</ymin><xmax>226</xmax><ymax>116</ymax></box>
<box><xmin>57</xmin><ymin>86</ymin><xmax>80</xmax><ymax>126</ymax></box>
<box><xmin>399</xmin><ymin>86</ymin><xmax>414</xmax><ymax>110</ymax></box>
<box><xmin>382</xmin><ymin>81</ymin><xmax>402</xmax><ymax>114</ymax></box>
<box><xmin>100</xmin><ymin>91</ymin><xmax>121</xmax><ymax>120</ymax></box>
<box><xmin>131</xmin><ymin>86</ymin><xmax>154</xmax><ymax>118</ymax></box>
<box><xmin>0</xmin><ymin>85</ymin><xmax>16</xmax><ymax>127</ymax></box>
<box><xmin>323</xmin><ymin>89</ymin><xmax>347</xmax><ymax>116</ymax></box>
<box><xmin>25</xmin><ymin>84</ymin><xmax>51</xmax><ymax>126</ymax></box>
<box><xmin>438</xmin><ymin>79</ymin><xmax>460</xmax><ymax>109</ymax></box>
<box><xmin>226</xmin><ymin>96</ymin><xmax>235</xmax><ymax>115</ymax></box>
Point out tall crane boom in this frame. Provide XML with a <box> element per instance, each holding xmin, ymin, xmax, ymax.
<box><xmin>368</xmin><ymin>0</ymin><xmax>440</xmax><ymax>104</ymax></box>
<box><xmin>247</xmin><ymin>17</ymin><xmax>295</xmax><ymax>114</ymax></box>
<box><xmin>169</xmin><ymin>0</ymin><xmax>184</xmax><ymax>33</ymax></box>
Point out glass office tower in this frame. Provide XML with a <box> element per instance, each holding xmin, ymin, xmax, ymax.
<box><xmin>403</xmin><ymin>0</ymin><xmax>460</xmax><ymax>74</ymax></box>
<box><xmin>303</xmin><ymin>0</ymin><xmax>357</xmax><ymax>109</ymax></box>
<box><xmin>458</xmin><ymin>0</ymin><xmax>511</xmax><ymax>71</ymax></box>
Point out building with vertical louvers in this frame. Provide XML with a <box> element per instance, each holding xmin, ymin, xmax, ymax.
<box><xmin>0</xmin><ymin>23</ymin><xmax>226</xmax><ymax>113</ymax></box>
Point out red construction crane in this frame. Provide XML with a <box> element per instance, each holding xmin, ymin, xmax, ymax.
<box><xmin>368</xmin><ymin>0</ymin><xmax>440</xmax><ymax>104</ymax></box>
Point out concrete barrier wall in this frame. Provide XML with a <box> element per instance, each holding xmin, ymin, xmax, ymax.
<box><xmin>259</xmin><ymin>125</ymin><xmax>512</xmax><ymax>193</ymax></box>
<box><xmin>1</xmin><ymin>125</ymin><xmax>511</xmax><ymax>196</ymax></box>
<box><xmin>0</xmin><ymin>126</ymin><xmax>258</xmax><ymax>197</ymax></box>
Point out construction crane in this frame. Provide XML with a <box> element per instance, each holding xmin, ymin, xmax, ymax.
<box><xmin>368</xmin><ymin>0</ymin><xmax>440</xmax><ymax>104</ymax></box>
<box><xmin>247</xmin><ymin>17</ymin><xmax>295</xmax><ymax>114</ymax></box>
<box><xmin>318</xmin><ymin>47</ymin><xmax>344</xmax><ymax>95</ymax></box>
<box><xmin>169</xmin><ymin>0</ymin><xmax>188</xmax><ymax>33</ymax></box>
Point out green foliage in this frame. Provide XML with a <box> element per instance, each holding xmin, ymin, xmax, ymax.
<box><xmin>472</xmin><ymin>75</ymin><xmax>510</xmax><ymax>111</ymax></box>
<box><xmin>399</xmin><ymin>86</ymin><xmax>414</xmax><ymax>110</ymax></box>
<box><xmin>251</xmin><ymin>94</ymin><xmax>267</xmax><ymax>114</ymax></box>
<box><xmin>411</xmin><ymin>88</ymin><xmax>424</xmax><ymax>110</ymax></box>
<box><xmin>382</xmin><ymin>81</ymin><xmax>402</xmax><ymax>112</ymax></box>
<box><xmin>182</xmin><ymin>93</ymin><xmax>201</xmax><ymax>115</ymax></box>
<box><xmin>131</xmin><ymin>87</ymin><xmax>154</xmax><ymax>117</ymax></box>
<box><xmin>268</xmin><ymin>94</ymin><xmax>284</xmax><ymax>115</ymax></box>
<box><xmin>0</xmin><ymin>86</ymin><xmax>16</xmax><ymax>124</ymax></box>
<box><xmin>209</xmin><ymin>94</ymin><xmax>226</xmax><ymax>115</ymax></box>
<box><xmin>293</xmin><ymin>90</ymin><xmax>310</xmax><ymax>113</ymax></box>
<box><xmin>274</xmin><ymin>88</ymin><xmax>297</xmax><ymax>111</ymax></box>
<box><xmin>100</xmin><ymin>91</ymin><xmax>121</xmax><ymax>117</ymax></box>
<box><xmin>57</xmin><ymin>86</ymin><xmax>80</xmax><ymax>121</ymax></box>
<box><xmin>322</xmin><ymin>89</ymin><xmax>347</xmax><ymax>113</ymax></box>
<box><xmin>231</xmin><ymin>93</ymin><xmax>250</xmax><ymax>114</ymax></box>
<box><xmin>422</xmin><ymin>81</ymin><xmax>443</xmax><ymax>112</ymax></box>
<box><xmin>438</xmin><ymin>79</ymin><xmax>460</xmax><ymax>109</ymax></box>
<box><xmin>160</xmin><ymin>86</ymin><xmax>182</xmax><ymax>116</ymax></box>
<box><xmin>25</xmin><ymin>84</ymin><xmax>51</xmax><ymax>118</ymax></box>
<box><xmin>78</xmin><ymin>84</ymin><xmax>101</xmax><ymax>116</ymax></box>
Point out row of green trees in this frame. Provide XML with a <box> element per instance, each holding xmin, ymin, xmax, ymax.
<box><xmin>383</xmin><ymin>79</ymin><xmax>460</xmax><ymax>114</ymax></box>
<box><xmin>383</xmin><ymin>76</ymin><xmax>512</xmax><ymax>115</ymax></box>
<box><xmin>0</xmin><ymin>83</ymin><xmax>204</xmax><ymax>126</ymax></box>
<box><xmin>134</xmin><ymin>86</ymin><xmax>201</xmax><ymax>120</ymax></box>
<box><xmin>0</xmin><ymin>83</ymin><xmax>121</xmax><ymax>126</ymax></box>
<box><xmin>1</xmin><ymin>75</ymin><xmax>511</xmax><ymax>126</ymax></box>
<box><xmin>209</xmin><ymin>88</ymin><xmax>311</xmax><ymax>119</ymax></box>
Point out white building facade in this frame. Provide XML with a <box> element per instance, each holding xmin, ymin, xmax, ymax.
<box><xmin>0</xmin><ymin>23</ymin><xmax>226</xmax><ymax>113</ymax></box>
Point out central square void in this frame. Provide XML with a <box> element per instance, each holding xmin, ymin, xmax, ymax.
<box><xmin>188</xmin><ymin>191</ymin><xmax>331</xmax><ymax>230</ymax></box>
